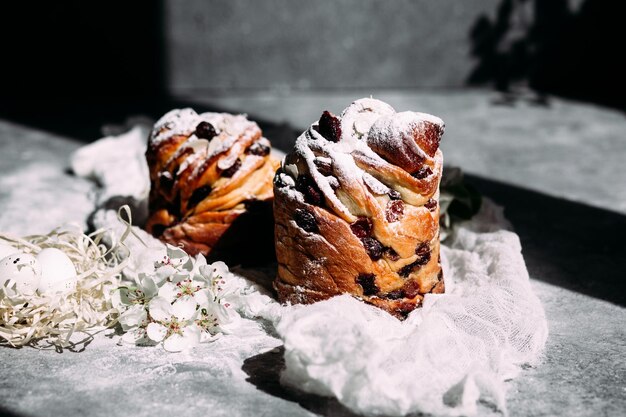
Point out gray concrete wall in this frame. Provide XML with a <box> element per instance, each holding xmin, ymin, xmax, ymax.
<box><xmin>164</xmin><ymin>0</ymin><xmax>500</xmax><ymax>93</ymax></box>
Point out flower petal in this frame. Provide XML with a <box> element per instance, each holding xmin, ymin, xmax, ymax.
<box><xmin>218</xmin><ymin>275</ymin><xmax>244</xmax><ymax>298</ymax></box>
<box><xmin>171</xmin><ymin>297</ymin><xmax>197</xmax><ymax>322</ymax></box>
<box><xmin>148</xmin><ymin>296</ymin><xmax>172</xmax><ymax>322</ymax></box>
<box><xmin>193</xmin><ymin>289</ymin><xmax>209</xmax><ymax>307</ymax></box>
<box><xmin>163</xmin><ymin>334</ymin><xmax>184</xmax><ymax>352</ymax></box>
<box><xmin>199</xmin><ymin>261</ymin><xmax>228</xmax><ymax>282</ymax></box>
<box><xmin>211</xmin><ymin>261</ymin><xmax>229</xmax><ymax>280</ymax></box>
<box><xmin>155</xmin><ymin>265</ymin><xmax>177</xmax><ymax>282</ymax></box>
<box><xmin>121</xmin><ymin>328</ymin><xmax>152</xmax><ymax>345</ymax></box>
<box><xmin>162</xmin><ymin>334</ymin><xmax>184</xmax><ymax>352</ymax></box>
<box><xmin>166</xmin><ymin>244</ymin><xmax>192</xmax><ymax>271</ymax></box>
<box><xmin>214</xmin><ymin>302</ymin><xmax>241</xmax><ymax>334</ymax></box>
<box><xmin>183</xmin><ymin>323</ymin><xmax>201</xmax><ymax>341</ymax></box>
<box><xmin>146</xmin><ymin>322</ymin><xmax>167</xmax><ymax>342</ymax></box>
<box><xmin>140</xmin><ymin>276</ymin><xmax>159</xmax><ymax>299</ymax></box>
<box><xmin>199</xmin><ymin>265</ymin><xmax>213</xmax><ymax>281</ymax></box>
<box><xmin>190</xmin><ymin>254</ymin><xmax>207</xmax><ymax>279</ymax></box>
<box><xmin>119</xmin><ymin>304</ymin><xmax>147</xmax><ymax>330</ymax></box>
<box><xmin>165</xmin><ymin>243</ymin><xmax>185</xmax><ymax>257</ymax></box>
<box><xmin>112</xmin><ymin>288</ymin><xmax>130</xmax><ymax>309</ymax></box>
<box><xmin>171</xmin><ymin>271</ymin><xmax>190</xmax><ymax>283</ymax></box>
<box><xmin>163</xmin><ymin>324</ymin><xmax>200</xmax><ymax>352</ymax></box>
<box><xmin>158</xmin><ymin>282</ymin><xmax>178</xmax><ymax>303</ymax></box>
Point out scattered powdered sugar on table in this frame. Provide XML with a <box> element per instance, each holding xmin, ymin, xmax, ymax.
<box><xmin>73</xmin><ymin>127</ymin><xmax>547</xmax><ymax>416</ymax></box>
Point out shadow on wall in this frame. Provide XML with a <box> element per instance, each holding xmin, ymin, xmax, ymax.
<box><xmin>0</xmin><ymin>1</ymin><xmax>168</xmax><ymax>141</ymax></box>
<box><xmin>468</xmin><ymin>0</ymin><xmax>626</xmax><ymax>111</ymax></box>
<box><xmin>0</xmin><ymin>1</ymin><xmax>166</xmax><ymax>101</ymax></box>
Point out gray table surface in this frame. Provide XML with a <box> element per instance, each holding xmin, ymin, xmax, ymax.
<box><xmin>0</xmin><ymin>90</ymin><xmax>625</xmax><ymax>417</ymax></box>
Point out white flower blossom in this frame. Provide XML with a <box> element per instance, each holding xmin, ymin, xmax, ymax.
<box><xmin>152</xmin><ymin>244</ymin><xmax>194</xmax><ymax>285</ymax></box>
<box><xmin>146</xmin><ymin>296</ymin><xmax>201</xmax><ymax>352</ymax></box>
<box><xmin>114</xmin><ymin>246</ymin><xmax>243</xmax><ymax>352</ymax></box>
<box><xmin>118</xmin><ymin>304</ymin><xmax>147</xmax><ymax>330</ymax></box>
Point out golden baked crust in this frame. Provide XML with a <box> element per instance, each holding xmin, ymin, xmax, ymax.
<box><xmin>145</xmin><ymin>109</ymin><xmax>280</xmax><ymax>264</ymax></box>
<box><xmin>273</xmin><ymin>98</ymin><xmax>445</xmax><ymax>318</ymax></box>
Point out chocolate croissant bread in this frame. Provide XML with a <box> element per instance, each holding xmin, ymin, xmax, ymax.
<box><xmin>273</xmin><ymin>98</ymin><xmax>445</xmax><ymax>318</ymax></box>
<box><xmin>145</xmin><ymin>108</ymin><xmax>280</xmax><ymax>264</ymax></box>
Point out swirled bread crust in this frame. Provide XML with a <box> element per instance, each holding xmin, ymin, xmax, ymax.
<box><xmin>145</xmin><ymin>108</ymin><xmax>280</xmax><ymax>264</ymax></box>
<box><xmin>273</xmin><ymin>98</ymin><xmax>445</xmax><ymax>318</ymax></box>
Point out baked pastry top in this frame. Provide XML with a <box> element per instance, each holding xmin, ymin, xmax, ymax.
<box><xmin>273</xmin><ymin>98</ymin><xmax>445</xmax><ymax>318</ymax></box>
<box><xmin>145</xmin><ymin>108</ymin><xmax>279</xmax><ymax>263</ymax></box>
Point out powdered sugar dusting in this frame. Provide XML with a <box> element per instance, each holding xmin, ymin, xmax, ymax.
<box><xmin>150</xmin><ymin>108</ymin><xmax>199</xmax><ymax>145</ymax></box>
<box><xmin>340</xmin><ymin>97</ymin><xmax>396</xmax><ymax>142</ymax></box>
<box><xmin>177</xmin><ymin>152</ymin><xmax>202</xmax><ymax>175</ymax></box>
<box><xmin>296</xmin><ymin>132</ymin><xmax>355</xmax><ymax>221</ymax></box>
<box><xmin>149</xmin><ymin>109</ymin><xmax>269</xmax><ymax>192</ymax></box>
<box><xmin>150</xmin><ymin>108</ymin><xmax>255</xmax><ymax>157</ymax></box>
<box><xmin>281</xmin><ymin>98</ymin><xmax>444</xmax><ymax>221</ymax></box>
<box><xmin>366</xmin><ymin>111</ymin><xmax>437</xmax><ymax>172</ymax></box>
<box><xmin>362</xmin><ymin>172</ymin><xmax>389</xmax><ymax>195</ymax></box>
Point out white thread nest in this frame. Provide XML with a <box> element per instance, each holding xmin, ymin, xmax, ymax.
<box><xmin>0</xmin><ymin>209</ymin><xmax>132</xmax><ymax>348</ymax></box>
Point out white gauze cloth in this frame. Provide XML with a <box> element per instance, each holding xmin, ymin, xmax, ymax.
<box><xmin>271</xmin><ymin>225</ymin><xmax>548</xmax><ymax>416</ymax></box>
<box><xmin>72</xmin><ymin>128</ymin><xmax>548</xmax><ymax>417</ymax></box>
<box><xmin>70</xmin><ymin>126</ymin><xmax>150</xmax><ymax>206</ymax></box>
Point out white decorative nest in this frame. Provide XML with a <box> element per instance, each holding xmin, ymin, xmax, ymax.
<box><xmin>0</xmin><ymin>209</ymin><xmax>132</xmax><ymax>349</ymax></box>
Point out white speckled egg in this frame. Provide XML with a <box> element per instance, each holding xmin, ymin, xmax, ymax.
<box><xmin>36</xmin><ymin>248</ymin><xmax>77</xmax><ymax>295</ymax></box>
<box><xmin>0</xmin><ymin>253</ymin><xmax>42</xmax><ymax>296</ymax></box>
<box><xmin>0</xmin><ymin>242</ymin><xmax>19</xmax><ymax>260</ymax></box>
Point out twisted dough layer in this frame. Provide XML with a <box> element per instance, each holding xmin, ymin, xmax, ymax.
<box><xmin>145</xmin><ymin>109</ymin><xmax>279</xmax><ymax>263</ymax></box>
<box><xmin>274</xmin><ymin>98</ymin><xmax>444</xmax><ymax>318</ymax></box>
